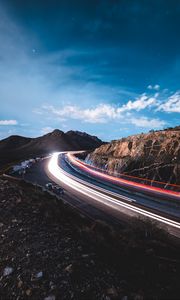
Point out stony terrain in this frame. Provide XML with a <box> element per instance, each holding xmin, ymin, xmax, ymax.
<box><xmin>86</xmin><ymin>127</ymin><xmax>180</xmax><ymax>185</ymax></box>
<box><xmin>0</xmin><ymin>177</ymin><xmax>180</xmax><ymax>299</ymax></box>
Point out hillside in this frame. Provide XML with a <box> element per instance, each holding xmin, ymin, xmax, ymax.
<box><xmin>0</xmin><ymin>177</ymin><xmax>180</xmax><ymax>299</ymax></box>
<box><xmin>86</xmin><ymin>126</ymin><xmax>180</xmax><ymax>185</ymax></box>
<box><xmin>0</xmin><ymin>129</ymin><xmax>103</xmax><ymax>168</ymax></box>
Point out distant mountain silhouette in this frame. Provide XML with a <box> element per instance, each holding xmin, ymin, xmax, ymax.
<box><xmin>0</xmin><ymin>129</ymin><xmax>103</xmax><ymax>168</ymax></box>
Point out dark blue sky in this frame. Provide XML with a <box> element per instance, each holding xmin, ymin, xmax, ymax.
<box><xmin>0</xmin><ymin>0</ymin><xmax>180</xmax><ymax>140</ymax></box>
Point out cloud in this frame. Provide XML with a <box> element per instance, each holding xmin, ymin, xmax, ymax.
<box><xmin>39</xmin><ymin>93</ymin><xmax>158</xmax><ymax>124</ymax></box>
<box><xmin>157</xmin><ymin>92</ymin><xmax>180</xmax><ymax>113</ymax></box>
<box><xmin>147</xmin><ymin>84</ymin><xmax>160</xmax><ymax>91</ymax></box>
<box><xmin>0</xmin><ymin>120</ymin><xmax>18</xmax><ymax>125</ymax></box>
<box><xmin>117</xmin><ymin>94</ymin><xmax>156</xmax><ymax>112</ymax></box>
<box><xmin>131</xmin><ymin>117</ymin><xmax>166</xmax><ymax>128</ymax></box>
<box><xmin>42</xmin><ymin>104</ymin><xmax>121</xmax><ymax>123</ymax></box>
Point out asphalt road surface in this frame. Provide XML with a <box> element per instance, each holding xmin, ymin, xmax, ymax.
<box><xmin>22</xmin><ymin>152</ymin><xmax>180</xmax><ymax>238</ymax></box>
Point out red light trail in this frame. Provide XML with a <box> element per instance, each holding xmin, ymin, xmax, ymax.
<box><xmin>67</xmin><ymin>153</ymin><xmax>180</xmax><ymax>198</ymax></box>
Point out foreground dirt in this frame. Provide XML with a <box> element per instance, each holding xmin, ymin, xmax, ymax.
<box><xmin>0</xmin><ymin>178</ymin><xmax>180</xmax><ymax>300</ymax></box>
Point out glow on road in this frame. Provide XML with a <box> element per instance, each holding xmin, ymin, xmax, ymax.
<box><xmin>67</xmin><ymin>153</ymin><xmax>180</xmax><ymax>198</ymax></box>
<box><xmin>48</xmin><ymin>152</ymin><xmax>180</xmax><ymax>230</ymax></box>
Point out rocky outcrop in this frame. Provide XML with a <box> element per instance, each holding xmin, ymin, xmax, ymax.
<box><xmin>86</xmin><ymin>127</ymin><xmax>180</xmax><ymax>185</ymax></box>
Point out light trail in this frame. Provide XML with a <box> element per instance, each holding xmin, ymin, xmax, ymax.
<box><xmin>75</xmin><ymin>156</ymin><xmax>180</xmax><ymax>188</ymax></box>
<box><xmin>48</xmin><ymin>152</ymin><xmax>180</xmax><ymax>230</ymax></box>
<box><xmin>67</xmin><ymin>153</ymin><xmax>180</xmax><ymax>198</ymax></box>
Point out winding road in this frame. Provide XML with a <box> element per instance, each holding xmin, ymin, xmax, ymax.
<box><xmin>46</xmin><ymin>152</ymin><xmax>180</xmax><ymax>237</ymax></box>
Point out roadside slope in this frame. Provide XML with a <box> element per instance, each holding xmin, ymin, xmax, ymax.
<box><xmin>0</xmin><ymin>177</ymin><xmax>180</xmax><ymax>299</ymax></box>
<box><xmin>86</xmin><ymin>126</ymin><xmax>180</xmax><ymax>185</ymax></box>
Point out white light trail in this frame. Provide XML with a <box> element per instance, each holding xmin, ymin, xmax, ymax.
<box><xmin>48</xmin><ymin>153</ymin><xmax>180</xmax><ymax>230</ymax></box>
<box><xmin>67</xmin><ymin>153</ymin><xmax>180</xmax><ymax>198</ymax></box>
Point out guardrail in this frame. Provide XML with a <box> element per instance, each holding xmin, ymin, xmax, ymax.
<box><xmin>72</xmin><ymin>155</ymin><xmax>180</xmax><ymax>193</ymax></box>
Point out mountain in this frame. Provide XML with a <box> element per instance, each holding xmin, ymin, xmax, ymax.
<box><xmin>0</xmin><ymin>129</ymin><xmax>103</xmax><ymax>168</ymax></box>
<box><xmin>86</xmin><ymin>126</ymin><xmax>180</xmax><ymax>185</ymax></box>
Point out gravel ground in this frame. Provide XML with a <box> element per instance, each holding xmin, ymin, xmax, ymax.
<box><xmin>0</xmin><ymin>177</ymin><xmax>180</xmax><ymax>300</ymax></box>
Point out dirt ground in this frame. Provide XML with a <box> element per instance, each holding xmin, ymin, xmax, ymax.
<box><xmin>0</xmin><ymin>178</ymin><xmax>180</xmax><ymax>300</ymax></box>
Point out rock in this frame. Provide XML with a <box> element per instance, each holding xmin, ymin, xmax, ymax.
<box><xmin>87</xmin><ymin>128</ymin><xmax>180</xmax><ymax>185</ymax></box>
<box><xmin>16</xmin><ymin>197</ymin><xmax>22</xmax><ymax>204</ymax></box>
<box><xmin>106</xmin><ymin>287</ymin><xmax>118</xmax><ymax>298</ymax></box>
<box><xmin>134</xmin><ymin>293</ymin><xmax>143</xmax><ymax>300</ymax></box>
<box><xmin>26</xmin><ymin>289</ymin><xmax>32</xmax><ymax>296</ymax></box>
<box><xmin>17</xmin><ymin>280</ymin><xmax>23</xmax><ymax>288</ymax></box>
<box><xmin>36</xmin><ymin>271</ymin><xmax>43</xmax><ymax>278</ymax></box>
<box><xmin>90</xmin><ymin>259</ymin><xmax>95</xmax><ymax>265</ymax></box>
<box><xmin>82</xmin><ymin>254</ymin><xmax>89</xmax><ymax>258</ymax></box>
<box><xmin>119</xmin><ymin>280</ymin><xmax>127</xmax><ymax>288</ymax></box>
<box><xmin>70</xmin><ymin>292</ymin><xmax>74</xmax><ymax>298</ymax></box>
<box><xmin>121</xmin><ymin>296</ymin><xmax>128</xmax><ymax>300</ymax></box>
<box><xmin>49</xmin><ymin>281</ymin><xmax>56</xmax><ymax>290</ymax></box>
<box><xmin>64</xmin><ymin>264</ymin><xmax>73</xmax><ymax>273</ymax></box>
<box><xmin>146</xmin><ymin>248</ymin><xmax>154</xmax><ymax>256</ymax></box>
<box><xmin>44</xmin><ymin>295</ymin><xmax>56</xmax><ymax>300</ymax></box>
<box><xmin>3</xmin><ymin>266</ymin><xmax>13</xmax><ymax>276</ymax></box>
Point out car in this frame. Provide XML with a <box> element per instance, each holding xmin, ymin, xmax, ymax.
<box><xmin>45</xmin><ymin>182</ymin><xmax>53</xmax><ymax>190</ymax></box>
<box><xmin>45</xmin><ymin>183</ymin><xmax>64</xmax><ymax>195</ymax></box>
<box><xmin>52</xmin><ymin>185</ymin><xmax>64</xmax><ymax>195</ymax></box>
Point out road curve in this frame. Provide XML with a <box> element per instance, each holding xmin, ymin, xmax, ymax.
<box><xmin>47</xmin><ymin>152</ymin><xmax>180</xmax><ymax>237</ymax></box>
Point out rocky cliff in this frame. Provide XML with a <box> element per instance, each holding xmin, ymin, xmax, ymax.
<box><xmin>86</xmin><ymin>127</ymin><xmax>180</xmax><ymax>185</ymax></box>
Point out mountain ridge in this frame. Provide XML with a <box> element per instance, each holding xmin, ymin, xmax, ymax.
<box><xmin>0</xmin><ymin>129</ymin><xmax>103</xmax><ymax>168</ymax></box>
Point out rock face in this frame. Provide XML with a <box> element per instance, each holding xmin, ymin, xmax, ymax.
<box><xmin>0</xmin><ymin>129</ymin><xmax>103</xmax><ymax>168</ymax></box>
<box><xmin>86</xmin><ymin>127</ymin><xmax>180</xmax><ymax>185</ymax></box>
